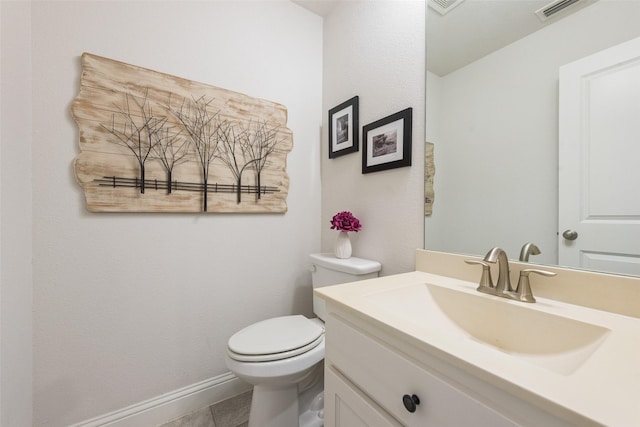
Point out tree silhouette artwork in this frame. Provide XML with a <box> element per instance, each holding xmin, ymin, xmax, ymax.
<box><xmin>73</xmin><ymin>53</ymin><xmax>293</xmax><ymax>213</ymax></box>
<box><xmin>151</xmin><ymin>126</ymin><xmax>190</xmax><ymax>194</ymax></box>
<box><xmin>169</xmin><ymin>95</ymin><xmax>227</xmax><ymax>212</ymax></box>
<box><xmin>241</xmin><ymin>120</ymin><xmax>280</xmax><ymax>200</ymax></box>
<box><xmin>217</xmin><ymin>123</ymin><xmax>257</xmax><ymax>204</ymax></box>
<box><xmin>102</xmin><ymin>90</ymin><xmax>166</xmax><ymax>194</ymax></box>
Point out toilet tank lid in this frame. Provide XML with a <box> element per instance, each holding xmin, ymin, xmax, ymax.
<box><xmin>309</xmin><ymin>253</ymin><xmax>381</xmax><ymax>275</ymax></box>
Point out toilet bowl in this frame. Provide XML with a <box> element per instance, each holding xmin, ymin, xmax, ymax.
<box><xmin>225</xmin><ymin>254</ymin><xmax>381</xmax><ymax>427</ymax></box>
<box><xmin>226</xmin><ymin>316</ymin><xmax>325</xmax><ymax>427</ymax></box>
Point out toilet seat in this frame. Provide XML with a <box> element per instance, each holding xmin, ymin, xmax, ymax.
<box><xmin>227</xmin><ymin>315</ymin><xmax>324</xmax><ymax>362</ymax></box>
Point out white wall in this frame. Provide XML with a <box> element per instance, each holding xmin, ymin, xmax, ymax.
<box><xmin>425</xmin><ymin>0</ymin><xmax>640</xmax><ymax>264</ymax></box>
<box><xmin>0</xmin><ymin>1</ymin><xmax>425</xmax><ymax>424</ymax></box>
<box><xmin>322</xmin><ymin>0</ymin><xmax>426</xmax><ymax>275</ymax></box>
<box><xmin>25</xmin><ymin>1</ymin><xmax>322</xmax><ymax>425</ymax></box>
<box><xmin>0</xmin><ymin>2</ymin><xmax>34</xmax><ymax>426</ymax></box>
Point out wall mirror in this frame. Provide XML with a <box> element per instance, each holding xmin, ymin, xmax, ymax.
<box><xmin>425</xmin><ymin>0</ymin><xmax>640</xmax><ymax>277</ymax></box>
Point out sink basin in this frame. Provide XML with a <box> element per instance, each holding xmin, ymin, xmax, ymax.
<box><xmin>365</xmin><ymin>283</ymin><xmax>611</xmax><ymax>375</ymax></box>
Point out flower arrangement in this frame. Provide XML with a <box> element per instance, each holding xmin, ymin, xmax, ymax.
<box><xmin>330</xmin><ymin>211</ymin><xmax>362</xmax><ymax>233</ymax></box>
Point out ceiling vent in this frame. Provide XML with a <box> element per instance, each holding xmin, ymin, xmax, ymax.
<box><xmin>535</xmin><ymin>0</ymin><xmax>583</xmax><ymax>21</ymax></box>
<box><xmin>428</xmin><ymin>0</ymin><xmax>466</xmax><ymax>16</ymax></box>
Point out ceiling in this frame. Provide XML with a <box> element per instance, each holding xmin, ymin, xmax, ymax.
<box><xmin>291</xmin><ymin>0</ymin><xmax>338</xmax><ymax>17</ymax></box>
<box><xmin>428</xmin><ymin>0</ymin><xmax>599</xmax><ymax>76</ymax></box>
<box><xmin>291</xmin><ymin>0</ymin><xmax>600</xmax><ymax>76</ymax></box>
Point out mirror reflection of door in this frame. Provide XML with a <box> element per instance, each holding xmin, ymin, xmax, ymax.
<box><xmin>559</xmin><ymin>36</ymin><xmax>640</xmax><ymax>275</ymax></box>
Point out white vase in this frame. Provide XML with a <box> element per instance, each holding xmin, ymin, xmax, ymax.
<box><xmin>334</xmin><ymin>231</ymin><xmax>352</xmax><ymax>259</ymax></box>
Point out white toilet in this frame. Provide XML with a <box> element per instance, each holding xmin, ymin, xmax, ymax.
<box><xmin>225</xmin><ymin>253</ymin><xmax>381</xmax><ymax>427</ymax></box>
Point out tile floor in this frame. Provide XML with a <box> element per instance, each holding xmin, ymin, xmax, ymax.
<box><xmin>158</xmin><ymin>390</ymin><xmax>252</xmax><ymax>427</ymax></box>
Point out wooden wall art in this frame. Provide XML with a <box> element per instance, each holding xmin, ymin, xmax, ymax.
<box><xmin>72</xmin><ymin>53</ymin><xmax>293</xmax><ymax>213</ymax></box>
<box><xmin>424</xmin><ymin>141</ymin><xmax>435</xmax><ymax>216</ymax></box>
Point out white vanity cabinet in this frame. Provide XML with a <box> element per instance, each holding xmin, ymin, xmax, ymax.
<box><xmin>318</xmin><ymin>252</ymin><xmax>640</xmax><ymax>426</ymax></box>
<box><xmin>323</xmin><ymin>312</ymin><xmax>518</xmax><ymax>427</ymax></box>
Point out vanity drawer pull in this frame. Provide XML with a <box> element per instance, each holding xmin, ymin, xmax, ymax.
<box><xmin>402</xmin><ymin>394</ymin><xmax>420</xmax><ymax>413</ymax></box>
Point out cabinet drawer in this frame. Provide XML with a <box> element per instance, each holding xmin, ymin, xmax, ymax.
<box><xmin>326</xmin><ymin>314</ymin><xmax>517</xmax><ymax>427</ymax></box>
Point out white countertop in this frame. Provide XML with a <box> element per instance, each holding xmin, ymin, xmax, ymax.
<box><xmin>316</xmin><ymin>269</ymin><xmax>640</xmax><ymax>426</ymax></box>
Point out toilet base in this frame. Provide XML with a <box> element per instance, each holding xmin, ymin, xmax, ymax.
<box><xmin>247</xmin><ymin>362</ymin><xmax>324</xmax><ymax>427</ymax></box>
<box><xmin>248</xmin><ymin>383</ymin><xmax>299</xmax><ymax>427</ymax></box>
<box><xmin>299</xmin><ymin>390</ymin><xmax>324</xmax><ymax>427</ymax></box>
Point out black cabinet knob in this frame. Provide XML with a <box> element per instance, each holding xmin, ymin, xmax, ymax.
<box><xmin>402</xmin><ymin>394</ymin><xmax>420</xmax><ymax>413</ymax></box>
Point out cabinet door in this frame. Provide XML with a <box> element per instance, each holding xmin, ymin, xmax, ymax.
<box><xmin>326</xmin><ymin>315</ymin><xmax>518</xmax><ymax>427</ymax></box>
<box><xmin>325</xmin><ymin>366</ymin><xmax>403</xmax><ymax>427</ymax></box>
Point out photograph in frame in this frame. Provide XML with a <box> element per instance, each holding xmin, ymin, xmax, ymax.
<box><xmin>362</xmin><ymin>107</ymin><xmax>412</xmax><ymax>174</ymax></box>
<box><xmin>328</xmin><ymin>96</ymin><xmax>359</xmax><ymax>158</ymax></box>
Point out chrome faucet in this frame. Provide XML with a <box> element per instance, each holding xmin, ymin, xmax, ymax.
<box><xmin>519</xmin><ymin>242</ymin><xmax>541</xmax><ymax>262</ymax></box>
<box><xmin>465</xmin><ymin>247</ymin><xmax>556</xmax><ymax>303</ymax></box>
<box><xmin>483</xmin><ymin>247</ymin><xmax>512</xmax><ymax>293</ymax></box>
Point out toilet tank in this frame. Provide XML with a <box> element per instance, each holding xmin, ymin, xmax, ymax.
<box><xmin>309</xmin><ymin>253</ymin><xmax>381</xmax><ymax>320</ymax></box>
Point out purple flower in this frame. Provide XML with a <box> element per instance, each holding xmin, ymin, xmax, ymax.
<box><xmin>330</xmin><ymin>211</ymin><xmax>362</xmax><ymax>233</ymax></box>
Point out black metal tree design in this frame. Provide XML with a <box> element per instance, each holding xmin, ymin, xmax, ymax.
<box><xmin>169</xmin><ymin>95</ymin><xmax>227</xmax><ymax>212</ymax></box>
<box><xmin>217</xmin><ymin>120</ymin><xmax>280</xmax><ymax>204</ymax></box>
<box><xmin>98</xmin><ymin>91</ymin><xmax>283</xmax><ymax>211</ymax></box>
<box><xmin>218</xmin><ymin>123</ymin><xmax>257</xmax><ymax>204</ymax></box>
<box><xmin>102</xmin><ymin>90</ymin><xmax>166</xmax><ymax>194</ymax></box>
<box><xmin>242</xmin><ymin>120</ymin><xmax>280</xmax><ymax>200</ymax></box>
<box><xmin>151</xmin><ymin>126</ymin><xmax>190</xmax><ymax>194</ymax></box>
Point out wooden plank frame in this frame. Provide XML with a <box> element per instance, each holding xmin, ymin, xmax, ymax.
<box><xmin>72</xmin><ymin>53</ymin><xmax>293</xmax><ymax>213</ymax></box>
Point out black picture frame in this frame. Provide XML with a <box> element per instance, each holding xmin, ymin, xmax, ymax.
<box><xmin>362</xmin><ymin>107</ymin><xmax>412</xmax><ymax>174</ymax></box>
<box><xmin>328</xmin><ymin>96</ymin><xmax>359</xmax><ymax>158</ymax></box>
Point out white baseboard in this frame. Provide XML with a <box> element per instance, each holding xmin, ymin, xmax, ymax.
<box><xmin>70</xmin><ymin>372</ymin><xmax>252</xmax><ymax>427</ymax></box>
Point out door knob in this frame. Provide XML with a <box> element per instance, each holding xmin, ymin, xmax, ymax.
<box><xmin>562</xmin><ymin>230</ymin><xmax>578</xmax><ymax>241</ymax></box>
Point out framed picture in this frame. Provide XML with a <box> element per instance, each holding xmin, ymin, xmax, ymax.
<box><xmin>328</xmin><ymin>96</ymin><xmax>359</xmax><ymax>158</ymax></box>
<box><xmin>362</xmin><ymin>107</ymin><xmax>412</xmax><ymax>174</ymax></box>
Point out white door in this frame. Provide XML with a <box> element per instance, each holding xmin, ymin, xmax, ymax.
<box><xmin>559</xmin><ymin>36</ymin><xmax>640</xmax><ymax>275</ymax></box>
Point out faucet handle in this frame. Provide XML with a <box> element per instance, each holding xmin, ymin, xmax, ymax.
<box><xmin>515</xmin><ymin>268</ymin><xmax>556</xmax><ymax>303</ymax></box>
<box><xmin>464</xmin><ymin>260</ymin><xmax>494</xmax><ymax>291</ymax></box>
